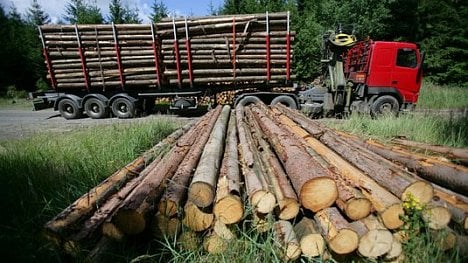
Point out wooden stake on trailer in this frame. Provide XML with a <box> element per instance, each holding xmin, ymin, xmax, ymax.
<box><xmin>265</xmin><ymin>11</ymin><xmax>271</xmax><ymax>82</ymax></box>
<box><xmin>150</xmin><ymin>23</ymin><xmax>161</xmax><ymax>88</ymax></box>
<box><xmin>286</xmin><ymin>11</ymin><xmax>291</xmax><ymax>81</ymax></box>
<box><xmin>38</xmin><ymin>26</ymin><xmax>57</xmax><ymax>89</ymax></box>
<box><xmin>75</xmin><ymin>24</ymin><xmax>90</xmax><ymax>91</ymax></box>
<box><xmin>173</xmin><ymin>16</ymin><xmax>182</xmax><ymax>88</ymax></box>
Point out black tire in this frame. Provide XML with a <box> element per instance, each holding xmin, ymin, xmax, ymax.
<box><xmin>84</xmin><ymin>98</ymin><xmax>109</xmax><ymax>119</ymax></box>
<box><xmin>370</xmin><ymin>95</ymin><xmax>400</xmax><ymax>117</ymax></box>
<box><xmin>111</xmin><ymin>97</ymin><xmax>136</xmax><ymax>118</ymax></box>
<box><xmin>270</xmin><ymin>95</ymin><xmax>298</xmax><ymax>109</ymax></box>
<box><xmin>58</xmin><ymin>98</ymin><xmax>82</xmax><ymax>119</ymax></box>
<box><xmin>236</xmin><ymin>96</ymin><xmax>261</xmax><ymax>107</ymax></box>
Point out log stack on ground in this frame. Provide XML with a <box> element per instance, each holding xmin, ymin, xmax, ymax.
<box><xmin>45</xmin><ymin>102</ymin><xmax>468</xmax><ymax>261</ymax></box>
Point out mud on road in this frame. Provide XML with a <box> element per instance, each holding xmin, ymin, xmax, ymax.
<box><xmin>0</xmin><ymin>108</ymin><xmax>193</xmax><ymax>141</ymax></box>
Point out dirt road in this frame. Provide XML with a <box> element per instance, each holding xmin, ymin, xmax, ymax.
<box><xmin>0</xmin><ymin>108</ymin><xmax>191</xmax><ymax>141</ymax></box>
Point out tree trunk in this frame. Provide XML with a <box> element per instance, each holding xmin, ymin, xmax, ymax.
<box><xmin>273</xmin><ymin>220</ymin><xmax>302</xmax><ymax>261</ymax></box>
<box><xmin>391</xmin><ymin>138</ymin><xmax>468</xmax><ymax>164</ymax></box>
<box><xmin>182</xmin><ymin>201</ymin><xmax>214</xmax><ymax>232</ymax></box>
<box><xmin>152</xmin><ymin>213</ymin><xmax>180</xmax><ymax>238</ymax></box>
<box><xmin>293</xmin><ymin>217</ymin><xmax>325</xmax><ymax>257</ymax></box>
<box><xmin>354</xmin><ymin>215</ymin><xmax>394</xmax><ymax>259</ymax></box>
<box><xmin>111</xmin><ymin>109</ymin><xmax>217</xmax><ymax>235</ymax></box>
<box><xmin>213</xmin><ymin>113</ymin><xmax>244</xmax><ymax>224</ymax></box>
<box><xmin>188</xmin><ymin>105</ymin><xmax>231</xmax><ymax>208</ymax></box>
<box><xmin>251</xmin><ymin>105</ymin><xmax>337</xmax><ymax>212</ymax></box>
<box><xmin>245</xmin><ymin>107</ymin><xmax>299</xmax><ymax>220</ymax></box>
<box><xmin>314</xmin><ymin>207</ymin><xmax>359</xmax><ymax>255</ymax></box>
<box><xmin>236</xmin><ymin>106</ymin><xmax>276</xmax><ymax>214</ymax></box>
<box><xmin>158</xmin><ymin>106</ymin><xmax>223</xmax><ymax>217</ymax></box>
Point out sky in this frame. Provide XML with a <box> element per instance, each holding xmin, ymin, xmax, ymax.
<box><xmin>1</xmin><ymin>0</ymin><xmax>225</xmax><ymax>23</ymax></box>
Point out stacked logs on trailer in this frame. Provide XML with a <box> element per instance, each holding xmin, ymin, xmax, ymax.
<box><xmin>44</xmin><ymin>103</ymin><xmax>468</xmax><ymax>261</ymax></box>
<box><xmin>39</xmin><ymin>12</ymin><xmax>294</xmax><ymax>91</ymax></box>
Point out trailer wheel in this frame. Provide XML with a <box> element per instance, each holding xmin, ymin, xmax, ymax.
<box><xmin>84</xmin><ymin>98</ymin><xmax>109</xmax><ymax>119</ymax></box>
<box><xmin>236</xmin><ymin>96</ymin><xmax>261</xmax><ymax>107</ymax></box>
<box><xmin>370</xmin><ymin>95</ymin><xmax>399</xmax><ymax>117</ymax></box>
<box><xmin>111</xmin><ymin>97</ymin><xmax>135</xmax><ymax>118</ymax></box>
<box><xmin>270</xmin><ymin>95</ymin><xmax>298</xmax><ymax>109</ymax></box>
<box><xmin>58</xmin><ymin>98</ymin><xmax>82</xmax><ymax>119</ymax></box>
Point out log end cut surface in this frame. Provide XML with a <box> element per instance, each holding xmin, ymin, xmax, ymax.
<box><xmin>203</xmin><ymin>234</ymin><xmax>227</xmax><ymax>254</ymax></box>
<box><xmin>188</xmin><ymin>182</ymin><xmax>215</xmax><ymax>208</ymax></box>
<box><xmin>358</xmin><ymin>229</ymin><xmax>393</xmax><ymax>259</ymax></box>
<box><xmin>213</xmin><ymin>196</ymin><xmax>244</xmax><ymax>224</ymax></box>
<box><xmin>158</xmin><ymin>200</ymin><xmax>178</xmax><ymax>217</ymax></box>
<box><xmin>251</xmin><ymin>190</ymin><xmax>276</xmax><ymax>214</ymax></box>
<box><xmin>402</xmin><ymin>181</ymin><xmax>434</xmax><ymax>205</ymax></box>
<box><xmin>300</xmin><ymin>177</ymin><xmax>338</xmax><ymax>212</ymax></box>
<box><xmin>113</xmin><ymin>210</ymin><xmax>146</xmax><ymax>235</ymax></box>
<box><xmin>346</xmin><ymin>198</ymin><xmax>372</xmax><ymax>221</ymax></box>
<box><xmin>278</xmin><ymin>198</ymin><xmax>300</xmax><ymax>220</ymax></box>
<box><xmin>328</xmin><ymin>228</ymin><xmax>359</xmax><ymax>255</ymax></box>
<box><xmin>183</xmin><ymin>202</ymin><xmax>214</xmax><ymax>232</ymax></box>
<box><xmin>300</xmin><ymin>234</ymin><xmax>325</xmax><ymax>257</ymax></box>
<box><xmin>423</xmin><ymin>206</ymin><xmax>451</xmax><ymax>230</ymax></box>
<box><xmin>380</xmin><ymin>203</ymin><xmax>404</xmax><ymax>230</ymax></box>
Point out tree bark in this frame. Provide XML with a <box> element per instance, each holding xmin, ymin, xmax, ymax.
<box><xmin>314</xmin><ymin>207</ymin><xmax>359</xmax><ymax>255</ymax></box>
<box><xmin>213</xmin><ymin>112</ymin><xmax>244</xmax><ymax>224</ymax></box>
<box><xmin>251</xmin><ymin>105</ymin><xmax>337</xmax><ymax>212</ymax></box>
<box><xmin>293</xmin><ymin>217</ymin><xmax>325</xmax><ymax>257</ymax></box>
<box><xmin>273</xmin><ymin>220</ymin><xmax>302</xmax><ymax>261</ymax></box>
<box><xmin>392</xmin><ymin>138</ymin><xmax>468</xmax><ymax>164</ymax></box>
<box><xmin>188</xmin><ymin>105</ymin><xmax>231</xmax><ymax>208</ymax></box>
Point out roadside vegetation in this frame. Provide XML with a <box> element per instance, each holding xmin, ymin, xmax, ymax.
<box><xmin>0</xmin><ymin>120</ymin><xmax>179</xmax><ymax>262</ymax></box>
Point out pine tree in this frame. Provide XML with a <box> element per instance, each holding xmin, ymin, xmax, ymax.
<box><xmin>149</xmin><ymin>0</ymin><xmax>168</xmax><ymax>23</ymax></box>
<box><xmin>108</xmin><ymin>0</ymin><xmax>125</xmax><ymax>24</ymax></box>
<box><xmin>64</xmin><ymin>0</ymin><xmax>103</xmax><ymax>24</ymax></box>
<box><xmin>27</xmin><ymin>0</ymin><xmax>51</xmax><ymax>25</ymax></box>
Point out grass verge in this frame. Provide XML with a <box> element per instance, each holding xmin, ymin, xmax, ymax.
<box><xmin>417</xmin><ymin>81</ymin><xmax>468</xmax><ymax>109</ymax></box>
<box><xmin>0</xmin><ymin>119</ymin><xmax>180</xmax><ymax>262</ymax></box>
<box><xmin>327</xmin><ymin>113</ymin><xmax>468</xmax><ymax>148</ymax></box>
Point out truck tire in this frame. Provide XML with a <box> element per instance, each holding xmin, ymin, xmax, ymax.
<box><xmin>84</xmin><ymin>98</ymin><xmax>109</xmax><ymax>119</ymax></box>
<box><xmin>236</xmin><ymin>96</ymin><xmax>261</xmax><ymax>107</ymax></box>
<box><xmin>370</xmin><ymin>95</ymin><xmax>399</xmax><ymax>117</ymax></box>
<box><xmin>58</xmin><ymin>98</ymin><xmax>82</xmax><ymax>119</ymax></box>
<box><xmin>111</xmin><ymin>97</ymin><xmax>135</xmax><ymax>118</ymax></box>
<box><xmin>270</xmin><ymin>95</ymin><xmax>298</xmax><ymax>109</ymax></box>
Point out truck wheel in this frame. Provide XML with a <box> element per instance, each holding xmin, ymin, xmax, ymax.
<box><xmin>370</xmin><ymin>95</ymin><xmax>399</xmax><ymax>117</ymax></box>
<box><xmin>84</xmin><ymin>98</ymin><xmax>109</xmax><ymax>119</ymax></box>
<box><xmin>270</xmin><ymin>95</ymin><xmax>297</xmax><ymax>109</ymax></box>
<box><xmin>58</xmin><ymin>98</ymin><xmax>82</xmax><ymax>119</ymax></box>
<box><xmin>111</xmin><ymin>97</ymin><xmax>135</xmax><ymax>118</ymax></box>
<box><xmin>236</xmin><ymin>96</ymin><xmax>261</xmax><ymax>107</ymax></box>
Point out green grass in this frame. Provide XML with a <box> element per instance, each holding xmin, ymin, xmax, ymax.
<box><xmin>417</xmin><ymin>81</ymin><xmax>468</xmax><ymax>109</ymax></box>
<box><xmin>0</xmin><ymin>119</ymin><xmax>180</xmax><ymax>262</ymax></box>
<box><xmin>0</xmin><ymin>97</ymin><xmax>33</xmax><ymax>110</ymax></box>
<box><xmin>328</xmin><ymin>113</ymin><xmax>468</xmax><ymax>148</ymax></box>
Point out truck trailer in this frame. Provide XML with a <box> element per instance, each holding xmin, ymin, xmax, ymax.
<box><xmin>33</xmin><ymin>12</ymin><xmax>423</xmax><ymax>119</ymax></box>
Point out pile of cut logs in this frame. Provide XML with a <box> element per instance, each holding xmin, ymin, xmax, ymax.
<box><xmin>44</xmin><ymin>103</ymin><xmax>468</xmax><ymax>261</ymax></box>
<box><xmin>39</xmin><ymin>12</ymin><xmax>294</xmax><ymax>90</ymax></box>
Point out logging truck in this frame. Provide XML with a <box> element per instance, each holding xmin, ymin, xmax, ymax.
<box><xmin>32</xmin><ymin>12</ymin><xmax>423</xmax><ymax>119</ymax></box>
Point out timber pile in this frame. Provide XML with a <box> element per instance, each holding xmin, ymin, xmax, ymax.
<box><xmin>39</xmin><ymin>12</ymin><xmax>294</xmax><ymax>90</ymax></box>
<box><xmin>45</xmin><ymin>103</ymin><xmax>468</xmax><ymax>261</ymax></box>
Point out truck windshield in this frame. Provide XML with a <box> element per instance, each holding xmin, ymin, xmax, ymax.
<box><xmin>396</xmin><ymin>49</ymin><xmax>417</xmax><ymax>68</ymax></box>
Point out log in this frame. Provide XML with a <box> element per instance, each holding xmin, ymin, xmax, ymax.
<box><xmin>251</xmin><ymin>105</ymin><xmax>337</xmax><ymax>212</ymax></box>
<box><xmin>432</xmin><ymin>185</ymin><xmax>468</xmax><ymax>231</ymax></box>
<box><xmin>236</xmin><ymin>106</ymin><xmax>276</xmax><ymax>214</ymax></box>
<box><xmin>245</xmin><ymin>107</ymin><xmax>299</xmax><ymax>220</ymax></box>
<box><xmin>158</xmin><ymin>106</ymin><xmax>223</xmax><ymax>217</ymax></box>
<box><xmin>111</xmin><ymin>110</ymin><xmax>217</xmax><ymax>235</ymax></box>
<box><xmin>422</xmin><ymin>204</ymin><xmax>451</xmax><ymax>230</ymax></box>
<box><xmin>276</xmin><ymin>105</ymin><xmax>434</xmax><ymax>205</ymax></box>
<box><xmin>252</xmin><ymin>211</ymin><xmax>271</xmax><ymax>233</ymax></box>
<box><xmin>385</xmin><ymin>233</ymin><xmax>404</xmax><ymax>261</ymax></box>
<box><xmin>355</xmin><ymin>215</ymin><xmax>394</xmax><ymax>259</ymax></box>
<box><xmin>431</xmin><ymin>228</ymin><xmax>457</xmax><ymax>251</ymax></box>
<box><xmin>314</xmin><ymin>207</ymin><xmax>359</xmax><ymax>255</ymax></box>
<box><xmin>203</xmin><ymin>232</ymin><xmax>228</xmax><ymax>254</ymax></box>
<box><xmin>152</xmin><ymin>213</ymin><xmax>180</xmax><ymax>238</ymax></box>
<box><xmin>272</xmin><ymin>105</ymin><xmax>403</xmax><ymax>229</ymax></box>
<box><xmin>44</xmin><ymin>121</ymin><xmax>194</xmax><ymax>240</ymax></box>
<box><xmin>293</xmin><ymin>217</ymin><xmax>325</xmax><ymax>257</ymax></box>
<box><xmin>363</xmin><ymin>139</ymin><xmax>468</xmax><ymax>195</ymax></box>
<box><xmin>269</xmin><ymin>106</ymin><xmax>371</xmax><ymax>220</ymax></box>
<box><xmin>188</xmin><ymin>105</ymin><xmax>231</xmax><ymax>208</ymax></box>
<box><xmin>273</xmin><ymin>220</ymin><xmax>302</xmax><ymax>261</ymax></box>
<box><xmin>102</xmin><ymin>222</ymin><xmax>124</xmax><ymax>241</ymax></box>
<box><xmin>213</xmin><ymin>220</ymin><xmax>235</xmax><ymax>240</ymax></box>
<box><xmin>182</xmin><ymin>201</ymin><xmax>214</xmax><ymax>232</ymax></box>
<box><xmin>213</xmin><ymin>112</ymin><xmax>244</xmax><ymax>224</ymax></box>
<box><xmin>392</xmin><ymin>138</ymin><xmax>468</xmax><ymax>164</ymax></box>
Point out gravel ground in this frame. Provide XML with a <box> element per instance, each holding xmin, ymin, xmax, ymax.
<box><xmin>0</xmin><ymin>108</ymin><xmax>193</xmax><ymax>141</ymax></box>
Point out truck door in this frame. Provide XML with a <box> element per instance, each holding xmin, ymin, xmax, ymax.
<box><xmin>392</xmin><ymin>47</ymin><xmax>421</xmax><ymax>103</ymax></box>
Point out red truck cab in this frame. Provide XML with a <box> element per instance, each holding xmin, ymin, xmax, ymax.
<box><xmin>345</xmin><ymin>40</ymin><xmax>423</xmax><ymax>109</ymax></box>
